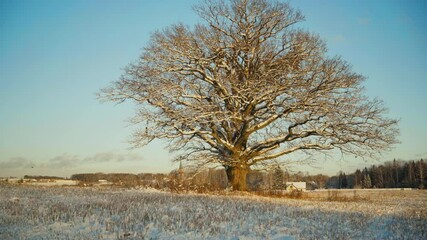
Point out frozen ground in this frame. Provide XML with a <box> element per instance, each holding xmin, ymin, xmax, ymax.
<box><xmin>0</xmin><ymin>185</ymin><xmax>426</xmax><ymax>239</ymax></box>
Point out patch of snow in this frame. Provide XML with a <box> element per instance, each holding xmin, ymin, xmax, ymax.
<box><xmin>0</xmin><ymin>186</ymin><xmax>425</xmax><ymax>239</ymax></box>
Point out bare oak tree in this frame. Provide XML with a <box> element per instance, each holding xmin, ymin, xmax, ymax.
<box><xmin>101</xmin><ymin>0</ymin><xmax>398</xmax><ymax>190</ymax></box>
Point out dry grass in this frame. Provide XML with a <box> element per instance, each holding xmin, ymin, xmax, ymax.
<box><xmin>261</xmin><ymin>189</ymin><xmax>426</xmax><ymax>203</ymax></box>
<box><xmin>1</xmin><ymin>185</ymin><xmax>426</xmax><ymax>239</ymax></box>
<box><xmin>254</xmin><ymin>189</ymin><xmax>370</xmax><ymax>202</ymax></box>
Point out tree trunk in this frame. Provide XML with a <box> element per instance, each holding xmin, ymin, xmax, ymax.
<box><xmin>225</xmin><ymin>165</ymin><xmax>249</xmax><ymax>191</ymax></box>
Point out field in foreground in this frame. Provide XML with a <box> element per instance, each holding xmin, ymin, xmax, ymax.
<box><xmin>0</xmin><ymin>185</ymin><xmax>426</xmax><ymax>239</ymax></box>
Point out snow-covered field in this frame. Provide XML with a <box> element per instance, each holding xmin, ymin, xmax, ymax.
<box><xmin>0</xmin><ymin>185</ymin><xmax>426</xmax><ymax>239</ymax></box>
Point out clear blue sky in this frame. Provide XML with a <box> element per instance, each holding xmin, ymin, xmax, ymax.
<box><xmin>1</xmin><ymin>0</ymin><xmax>426</xmax><ymax>178</ymax></box>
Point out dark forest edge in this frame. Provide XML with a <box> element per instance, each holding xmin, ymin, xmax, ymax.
<box><xmin>334</xmin><ymin>159</ymin><xmax>425</xmax><ymax>189</ymax></box>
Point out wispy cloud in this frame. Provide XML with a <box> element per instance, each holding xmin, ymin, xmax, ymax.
<box><xmin>84</xmin><ymin>152</ymin><xmax>144</xmax><ymax>163</ymax></box>
<box><xmin>331</xmin><ymin>34</ymin><xmax>346</xmax><ymax>43</ymax></box>
<box><xmin>0</xmin><ymin>157</ymin><xmax>35</xmax><ymax>169</ymax></box>
<box><xmin>40</xmin><ymin>154</ymin><xmax>81</xmax><ymax>168</ymax></box>
<box><xmin>1</xmin><ymin>152</ymin><xmax>144</xmax><ymax>170</ymax></box>
<box><xmin>358</xmin><ymin>17</ymin><xmax>371</xmax><ymax>25</ymax></box>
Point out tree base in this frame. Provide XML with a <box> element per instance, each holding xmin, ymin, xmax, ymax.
<box><xmin>225</xmin><ymin>166</ymin><xmax>249</xmax><ymax>191</ymax></box>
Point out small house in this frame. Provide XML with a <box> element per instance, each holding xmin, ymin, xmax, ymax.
<box><xmin>286</xmin><ymin>182</ymin><xmax>306</xmax><ymax>191</ymax></box>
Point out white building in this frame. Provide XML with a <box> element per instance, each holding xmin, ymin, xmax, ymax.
<box><xmin>285</xmin><ymin>182</ymin><xmax>306</xmax><ymax>191</ymax></box>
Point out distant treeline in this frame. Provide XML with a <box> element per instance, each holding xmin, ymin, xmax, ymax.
<box><xmin>330</xmin><ymin>159</ymin><xmax>426</xmax><ymax>189</ymax></box>
<box><xmin>30</xmin><ymin>159</ymin><xmax>425</xmax><ymax>191</ymax></box>
<box><xmin>71</xmin><ymin>173</ymin><xmax>146</xmax><ymax>186</ymax></box>
<box><xmin>70</xmin><ymin>170</ymin><xmax>227</xmax><ymax>190</ymax></box>
<box><xmin>69</xmin><ymin>169</ymin><xmax>327</xmax><ymax>191</ymax></box>
<box><xmin>23</xmin><ymin>175</ymin><xmax>65</xmax><ymax>180</ymax></box>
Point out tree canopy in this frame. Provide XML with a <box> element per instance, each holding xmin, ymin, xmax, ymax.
<box><xmin>101</xmin><ymin>0</ymin><xmax>399</xmax><ymax>190</ymax></box>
